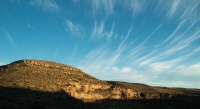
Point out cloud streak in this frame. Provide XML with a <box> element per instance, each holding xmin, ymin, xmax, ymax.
<box><xmin>69</xmin><ymin>0</ymin><xmax>200</xmax><ymax>88</ymax></box>
<box><xmin>88</xmin><ymin>0</ymin><xmax>115</xmax><ymax>15</ymax></box>
<box><xmin>3</xmin><ymin>0</ymin><xmax>199</xmax><ymax>88</ymax></box>
<box><xmin>168</xmin><ymin>0</ymin><xmax>180</xmax><ymax>18</ymax></box>
<box><xmin>157</xmin><ymin>0</ymin><xmax>200</xmax><ymax>21</ymax></box>
<box><xmin>86</xmin><ymin>0</ymin><xmax>146</xmax><ymax>17</ymax></box>
<box><xmin>3</xmin><ymin>29</ymin><xmax>15</xmax><ymax>47</ymax></box>
<box><xmin>78</xmin><ymin>27</ymin><xmax>136</xmax><ymax>79</ymax></box>
<box><xmin>78</xmin><ymin>16</ymin><xmax>200</xmax><ymax>87</ymax></box>
<box><xmin>64</xmin><ymin>20</ymin><xmax>85</xmax><ymax>37</ymax></box>
<box><xmin>91</xmin><ymin>21</ymin><xmax>105</xmax><ymax>39</ymax></box>
<box><xmin>91</xmin><ymin>21</ymin><xmax>117</xmax><ymax>41</ymax></box>
<box><xmin>31</xmin><ymin>0</ymin><xmax>59</xmax><ymax>12</ymax></box>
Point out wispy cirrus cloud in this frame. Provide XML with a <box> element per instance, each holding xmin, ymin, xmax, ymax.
<box><xmin>123</xmin><ymin>0</ymin><xmax>147</xmax><ymax>16</ymax></box>
<box><xmin>1</xmin><ymin>4</ymin><xmax>18</xmax><ymax>28</ymax></box>
<box><xmin>86</xmin><ymin>0</ymin><xmax>146</xmax><ymax>16</ymax></box>
<box><xmin>159</xmin><ymin>24</ymin><xmax>200</xmax><ymax>58</ymax></box>
<box><xmin>138</xmin><ymin>16</ymin><xmax>200</xmax><ymax>66</ymax></box>
<box><xmin>68</xmin><ymin>0</ymin><xmax>200</xmax><ymax>88</ymax></box>
<box><xmin>3</xmin><ymin>29</ymin><xmax>15</xmax><ymax>47</ymax></box>
<box><xmin>78</xmin><ymin>27</ymin><xmax>135</xmax><ymax>79</ymax></box>
<box><xmin>88</xmin><ymin>0</ymin><xmax>115</xmax><ymax>15</ymax></box>
<box><xmin>159</xmin><ymin>20</ymin><xmax>187</xmax><ymax>45</ymax></box>
<box><xmin>91</xmin><ymin>21</ymin><xmax>104</xmax><ymax>39</ymax></box>
<box><xmin>168</xmin><ymin>0</ymin><xmax>180</xmax><ymax>18</ymax></box>
<box><xmin>64</xmin><ymin>20</ymin><xmax>85</xmax><ymax>37</ymax></box>
<box><xmin>105</xmin><ymin>22</ymin><xmax>116</xmax><ymax>40</ymax></box>
<box><xmin>91</xmin><ymin>21</ymin><xmax>117</xmax><ymax>41</ymax></box>
<box><xmin>31</xmin><ymin>0</ymin><xmax>59</xmax><ymax>12</ymax></box>
<box><xmin>78</xmin><ymin>17</ymin><xmax>200</xmax><ymax>87</ymax></box>
<box><xmin>157</xmin><ymin>0</ymin><xmax>200</xmax><ymax>21</ymax></box>
<box><xmin>129</xmin><ymin>22</ymin><xmax>200</xmax><ymax>87</ymax></box>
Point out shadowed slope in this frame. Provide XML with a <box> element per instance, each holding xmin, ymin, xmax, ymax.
<box><xmin>0</xmin><ymin>86</ymin><xmax>200</xmax><ymax>109</ymax></box>
<box><xmin>0</xmin><ymin>86</ymin><xmax>85</xmax><ymax>109</ymax></box>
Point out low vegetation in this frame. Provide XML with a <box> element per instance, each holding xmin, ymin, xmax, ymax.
<box><xmin>0</xmin><ymin>60</ymin><xmax>200</xmax><ymax>109</ymax></box>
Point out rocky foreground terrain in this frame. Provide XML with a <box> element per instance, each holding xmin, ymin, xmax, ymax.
<box><xmin>0</xmin><ymin>60</ymin><xmax>200</xmax><ymax>109</ymax></box>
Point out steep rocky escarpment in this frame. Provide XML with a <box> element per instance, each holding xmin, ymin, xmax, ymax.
<box><xmin>0</xmin><ymin>59</ymin><xmax>200</xmax><ymax>109</ymax></box>
<box><xmin>0</xmin><ymin>60</ymin><xmax>139</xmax><ymax>102</ymax></box>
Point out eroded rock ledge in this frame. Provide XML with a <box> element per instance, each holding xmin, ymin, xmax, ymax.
<box><xmin>11</xmin><ymin>60</ymin><xmax>82</xmax><ymax>72</ymax></box>
<box><xmin>0</xmin><ymin>60</ymin><xmax>175</xmax><ymax>102</ymax></box>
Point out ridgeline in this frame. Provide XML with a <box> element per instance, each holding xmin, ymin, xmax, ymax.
<box><xmin>0</xmin><ymin>60</ymin><xmax>200</xmax><ymax>109</ymax></box>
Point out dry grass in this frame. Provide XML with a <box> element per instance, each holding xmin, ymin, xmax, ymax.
<box><xmin>0</xmin><ymin>59</ymin><xmax>200</xmax><ymax>109</ymax></box>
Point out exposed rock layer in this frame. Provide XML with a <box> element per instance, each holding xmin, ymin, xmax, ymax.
<box><xmin>0</xmin><ymin>60</ymin><xmax>140</xmax><ymax>101</ymax></box>
<box><xmin>0</xmin><ymin>60</ymin><xmax>200</xmax><ymax>109</ymax></box>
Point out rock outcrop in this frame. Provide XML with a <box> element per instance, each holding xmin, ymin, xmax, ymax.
<box><xmin>1</xmin><ymin>59</ymin><xmax>200</xmax><ymax>109</ymax></box>
<box><xmin>0</xmin><ymin>60</ymin><xmax>140</xmax><ymax>102</ymax></box>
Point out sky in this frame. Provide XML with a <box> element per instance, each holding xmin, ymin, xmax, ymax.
<box><xmin>0</xmin><ymin>0</ymin><xmax>200</xmax><ymax>88</ymax></box>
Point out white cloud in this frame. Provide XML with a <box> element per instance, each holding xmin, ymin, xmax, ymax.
<box><xmin>123</xmin><ymin>0</ymin><xmax>146</xmax><ymax>16</ymax></box>
<box><xmin>88</xmin><ymin>0</ymin><xmax>115</xmax><ymax>15</ymax></box>
<box><xmin>78</xmin><ymin>43</ymin><xmax>117</xmax><ymax>70</ymax></box>
<box><xmin>91</xmin><ymin>21</ymin><xmax>104</xmax><ymax>39</ymax></box>
<box><xmin>77</xmin><ymin>39</ymin><xmax>200</xmax><ymax>87</ymax></box>
<box><xmin>64</xmin><ymin>20</ymin><xmax>85</xmax><ymax>37</ymax></box>
<box><xmin>91</xmin><ymin>21</ymin><xmax>117</xmax><ymax>41</ymax></box>
<box><xmin>121</xmin><ymin>67</ymin><xmax>131</xmax><ymax>73</ymax></box>
<box><xmin>112</xmin><ymin>67</ymin><xmax>132</xmax><ymax>73</ymax></box>
<box><xmin>134</xmin><ymin>20</ymin><xmax>200</xmax><ymax>67</ymax></box>
<box><xmin>179</xmin><ymin>1</ymin><xmax>200</xmax><ymax>20</ymax></box>
<box><xmin>159</xmin><ymin>20</ymin><xmax>187</xmax><ymax>46</ymax></box>
<box><xmin>112</xmin><ymin>66</ymin><xmax>118</xmax><ymax>71</ymax></box>
<box><xmin>105</xmin><ymin>22</ymin><xmax>115</xmax><ymax>40</ymax></box>
<box><xmin>157</xmin><ymin>26</ymin><xmax>200</xmax><ymax>60</ymax></box>
<box><xmin>137</xmin><ymin>61</ymin><xmax>200</xmax><ymax>87</ymax></box>
<box><xmin>168</xmin><ymin>0</ymin><xmax>180</xmax><ymax>17</ymax></box>
<box><xmin>86</xmin><ymin>0</ymin><xmax>200</xmax><ymax>21</ymax></box>
<box><xmin>31</xmin><ymin>0</ymin><xmax>59</xmax><ymax>12</ymax></box>
<box><xmin>87</xmin><ymin>0</ymin><xmax>146</xmax><ymax>16</ymax></box>
<box><xmin>157</xmin><ymin>0</ymin><xmax>200</xmax><ymax>21</ymax></box>
<box><xmin>176</xmin><ymin>63</ymin><xmax>200</xmax><ymax>76</ymax></box>
<box><xmin>73</xmin><ymin>0</ymin><xmax>200</xmax><ymax>88</ymax></box>
<box><xmin>149</xmin><ymin>61</ymin><xmax>173</xmax><ymax>73</ymax></box>
<box><xmin>78</xmin><ymin>29</ymin><xmax>146</xmax><ymax>82</ymax></box>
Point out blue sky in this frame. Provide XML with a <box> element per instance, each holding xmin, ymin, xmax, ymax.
<box><xmin>0</xmin><ymin>0</ymin><xmax>200</xmax><ymax>88</ymax></box>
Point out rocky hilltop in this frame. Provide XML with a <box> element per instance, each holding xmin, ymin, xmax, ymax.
<box><xmin>0</xmin><ymin>60</ymin><xmax>200</xmax><ymax>109</ymax></box>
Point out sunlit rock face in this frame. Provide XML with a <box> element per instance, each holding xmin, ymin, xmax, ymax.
<box><xmin>0</xmin><ymin>60</ymin><xmax>141</xmax><ymax>102</ymax></box>
<box><xmin>1</xmin><ymin>60</ymin><xmax>200</xmax><ymax>109</ymax></box>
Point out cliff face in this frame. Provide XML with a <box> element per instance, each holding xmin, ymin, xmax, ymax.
<box><xmin>0</xmin><ymin>60</ymin><xmax>200</xmax><ymax>109</ymax></box>
<box><xmin>0</xmin><ymin>60</ymin><xmax>140</xmax><ymax>102</ymax></box>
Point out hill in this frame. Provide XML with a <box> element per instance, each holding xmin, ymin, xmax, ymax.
<box><xmin>0</xmin><ymin>60</ymin><xmax>200</xmax><ymax>109</ymax></box>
